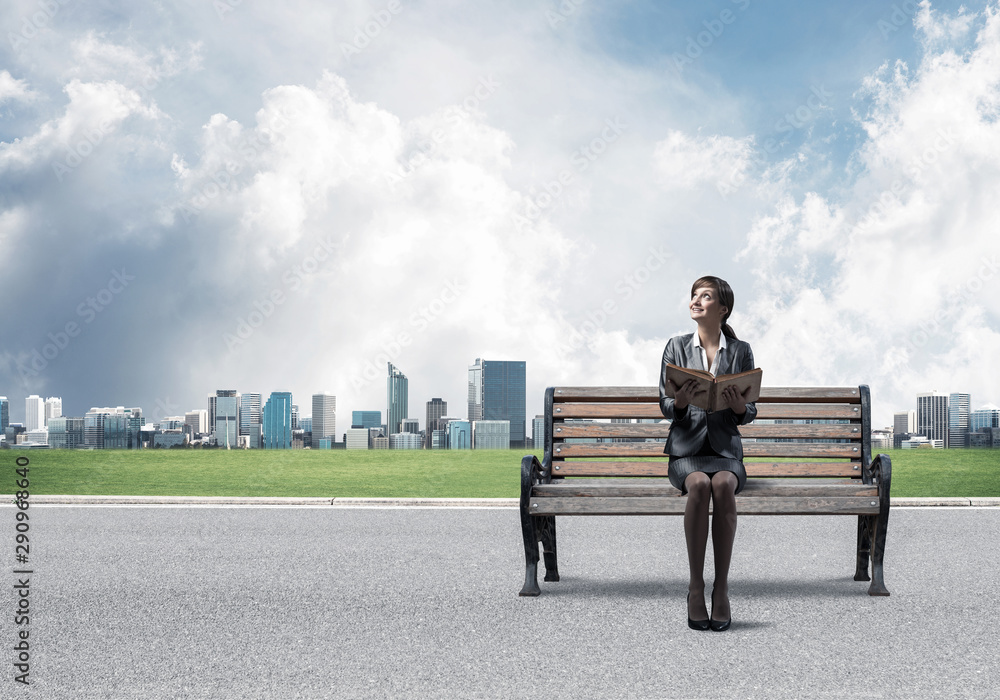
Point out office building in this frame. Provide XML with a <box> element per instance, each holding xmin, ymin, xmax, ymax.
<box><xmin>431</xmin><ymin>429</ymin><xmax>447</xmax><ymax>449</ymax></box>
<box><xmin>48</xmin><ymin>416</ymin><xmax>84</xmax><ymax>449</ymax></box>
<box><xmin>25</xmin><ymin>395</ymin><xmax>44</xmax><ymax>431</ymax></box>
<box><xmin>240</xmin><ymin>393</ymin><xmax>262</xmax><ymax>448</ymax></box>
<box><xmin>893</xmin><ymin>410</ymin><xmax>916</xmax><ymax>436</ymax></box>
<box><xmin>312</xmin><ymin>394</ymin><xmax>337</xmax><ymax>445</ymax></box>
<box><xmin>23</xmin><ymin>428</ymin><xmax>49</xmax><ymax>446</ymax></box>
<box><xmin>425</xmin><ymin>398</ymin><xmax>447</xmax><ymax>448</ymax></box>
<box><xmin>214</xmin><ymin>391</ymin><xmax>240</xmax><ymax>448</ymax></box>
<box><xmin>0</xmin><ymin>397</ymin><xmax>8</xmax><ymax>432</ymax></box>
<box><xmin>917</xmin><ymin>392</ymin><xmax>949</xmax><ymax>447</ymax></box>
<box><xmin>389</xmin><ymin>432</ymin><xmax>422</xmax><ymax>449</ymax></box>
<box><xmin>468</xmin><ymin>360</ymin><xmax>483</xmax><ymax>422</ymax></box>
<box><xmin>468</xmin><ymin>358</ymin><xmax>526</xmax><ymax>448</ymax></box>
<box><xmin>532</xmin><ymin>415</ymin><xmax>546</xmax><ymax>451</ymax></box>
<box><xmin>84</xmin><ymin>407</ymin><xmax>143</xmax><ymax>449</ymax></box>
<box><xmin>401</xmin><ymin>417</ymin><xmax>420</xmax><ymax>434</ymax></box>
<box><xmin>970</xmin><ymin>427</ymin><xmax>1000</xmax><ymax>448</ymax></box>
<box><xmin>901</xmin><ymin>436</ymin><xmax>943</xmax><ymax>449</ymax></box>
<box><xmin>871</xmin><ymin>428</ymin><xmax>893</xmax><ymax>450</ymax></box>
<box><xmin>263</xmin><ymin>392</ymin><xmax>293</xmax><ymax>449</ymax></box>
<box><xmin>448</xmin><ymin>419</ymin><xmax>471</xmax><ymax>449</ymax></box>
<box><xmin>387</xmin><ymin>363</ymin><xmax>408</xmax><ymax>435</ymax></box>
<box><xmin>372</xmin><ymin>436</ymin><xmax>389</xmax><ymax>449</ymax></box>
<box><xmin>44</xmin><ymin>397</ymin><xmax>62</xmax><ymax>426</ymax></box>
<box><xmin>352</xmin><ymin>410</ymin><xmax>381</xmax><ymax>429</ymax></box>
<box><xmin>473</xmin><ymin>420</ymin><xmax>510</xmax><ymax>449</ymax></box>
<box><xmin>971</xmin><ymin>404</ymin><xmax>1000</xmax><ymax>432</ymax></box>
<box><xmin>948</xmin><ymin>393</ymin><xmax>971</xmax><ymax>448</ymax></box>
<box><xmin>346</xmin><ymin>428</ymin><xmax>369</xmax><ymax>450</ymax></box>
<box><xmin>185</xmin><ymin>410</ymin><xmax>208</xmax><ymax>435</ymax></box>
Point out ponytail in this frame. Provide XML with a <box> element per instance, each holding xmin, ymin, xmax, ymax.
<box><xmin>722</xmin><ymin>323</ymin><xmax>738</xmax><ymax>340</ymax></box>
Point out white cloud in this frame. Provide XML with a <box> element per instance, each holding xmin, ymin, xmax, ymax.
<box><xmin>737</xmin><ymin>2</ymin><xmax>1000</xmax><ymax>425</ymax></box>
<box><xmin>652</xmin><ymin>129</ymin><xmax>753</xmax><ymax>190</ymax></box>
<box><xmin>0</xmin><ymin>70</ymin><xmax>37</xmax><ymax>104</ymax></box>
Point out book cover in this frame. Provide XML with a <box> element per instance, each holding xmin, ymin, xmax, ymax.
<box><xmin>663</xmin><ymin>364</ymin><xmax>763</xmax><ymax>412</ymax></box>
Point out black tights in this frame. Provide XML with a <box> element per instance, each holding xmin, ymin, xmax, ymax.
<box><xmin>683</xmin><ymin>470</ymin><xmax>737</xmax><ymax>622</ymax></box>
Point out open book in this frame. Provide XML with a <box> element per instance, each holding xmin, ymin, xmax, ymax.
<box><xmin>663</xmin><ymin>364</ymin><xmax>762</xmax><ymax>412</ymax></box>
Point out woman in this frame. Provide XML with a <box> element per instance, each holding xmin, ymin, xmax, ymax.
<box><xmin>658</xmin><ymin>276</ymin><xmax>756</xmax><ymax>632</ymax></box>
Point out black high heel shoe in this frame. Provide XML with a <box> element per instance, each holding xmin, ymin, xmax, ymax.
<box><xmin>710</xmin><ymin>588</ymin><xmax>731</xmax><ymax>632</ymax></box>
<box><xmin>687</xmin><ymin>593</ymin><xmax>710</xmax><ymax>631</ymax></box>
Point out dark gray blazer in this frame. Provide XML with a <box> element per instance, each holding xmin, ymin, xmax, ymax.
<box><xmin>658</xmin><ymin>333</ymin><xmax>757</xmax><ymax>459</ymax></box>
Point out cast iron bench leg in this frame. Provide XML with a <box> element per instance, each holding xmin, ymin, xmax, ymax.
<box><xmin>519</xmin><ymin>454</ymin><xmax>544</xmax><ymax>596</ymax></box>
<box><xmin>867</xmin><ymin>510</ymin><xmax>890</xmax><ymax>596</ymax></box>
<box><xmin>866</xmin><ymin>453</ymin><xmax>891</xmax><ymax>596</ymax></box>
<box><xmin>539</xmin><ymin>515</ymin><xmax>560</xmax><ymax>582</ymax></box>
<box><xmin>519</xmin><ymin>502</ymin><xmax>541</xmax><ymax>596</ymax></box>
<box><xmin>854</xmin><ymin>515</ymin><xmax>872</xmax><ymax>582</ymax></box>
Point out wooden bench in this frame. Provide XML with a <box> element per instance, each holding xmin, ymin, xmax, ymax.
<box><xmin>519</xmin><ymin>385</ymin><xmax>891</xmax><ymax>597</ymax></box>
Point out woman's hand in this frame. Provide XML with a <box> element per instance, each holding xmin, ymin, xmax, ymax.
<box><xmin>668</xmin><ymin>378</ymin><xmax>701</xmax><ymax>411</ymax></box>
<box><xmin>721</xmin><ymin>385</ymin><xmax>751</xmax><ymax>415</ymax></box>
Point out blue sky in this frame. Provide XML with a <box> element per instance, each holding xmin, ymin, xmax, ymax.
<box><xmin>2</xmin><ymin>0</ymin><xmax>999</xmax><ymax>431</ymax></box>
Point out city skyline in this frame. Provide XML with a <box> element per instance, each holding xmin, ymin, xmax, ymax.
<box><xmin>3</xmin><ymin>1</ymin><xmax>1000</xmax><ymax>432</ymax></box>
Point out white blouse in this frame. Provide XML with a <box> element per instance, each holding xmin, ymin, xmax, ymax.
<box><xmin>692</xmin><ymin>328</ymin><xmax>727</xmax><ymax>376</ymax></box>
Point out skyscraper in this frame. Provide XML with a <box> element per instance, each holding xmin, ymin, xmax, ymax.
<box><xmin>0</xmin><ymin>397</ymin><xmax>9</xmax><ymax>432</ymax></box>
<box><xmin>240</xmin><ymin>393</ymin><xmax>262</xmax><ymax>448</ymax></box>
<box><xmin>214</xmin><ymin>391</ymin><xmax>240</xmax><ymax>448</ymax></box>
<box><xmin>426</xmin><ymin>398</ymin><xmax>447</xmax><ymax>448</ymax></box>
<box><xmin>469</xmin><ymin>358</ymin><xmax>527</xmax><ymax>448</ymax></box>
<box><xmin>468</xmin><ymin>360</ymin><xmax>483</xmax><ymax>422</ymax></box>
<box><xmin>25</xmin><ymin>395</ymin><xmax>44</xmax><ymax>431</ymax></box>
<box><xmin>263</xmin><ymin>392</ymin><xmax>293</xmax><ymax>449</ymax></box>
<box><xmin>44</xmin><ymin>397</ymin><xmax>62</xmax><ymax>426</ymax></box>
<box><xmin>948</xmin><ymin>393</ymin><xmax>971</xmax><ymax>449</ymax></box>
<box><xmin>387</xmin><ymin>363</ymin><xmax>408</xmax><ymax>435</ymax></box>
<box><xmin>312</xmin><ymin>393</ymin><xmax>337</xmax><ymax>445</ymax></box>
<box><xmin>917</xmin><ymin>392</ymin><xmax>949</xmax><ymax>447</ymax></box>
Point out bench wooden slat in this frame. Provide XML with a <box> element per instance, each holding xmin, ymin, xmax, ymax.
<box><xmin>534</xmin><ymin>478</ymin><xmax>877</xmax><ymax>498</ymax></box>
<box><xmin>529</xmin><ymin>496</ymin><xmax>880</xmax><ymax>516</ymax></box>
<box><xmin>551</xmin><ymin>387</ymin><xmax>862</xmax><ymax>403</ymax></box>
<box><xmin>554</xmin><ymin>423</ymin><xmax>862</xmax><ymax>439</ymax></box>
<box><xmin>552</xmin><ymin>403</ymin><xmax>862</xmax><ymax>420</ymax></box>
<box><xmin>553</xmin><ymin>442</ymin><xmax>862</xmax><ymax>459</ymax></box>
<box><xmin>550</xmin><ymin>461</ymin><xmax>862</xmax><ymax>477</ymax></box>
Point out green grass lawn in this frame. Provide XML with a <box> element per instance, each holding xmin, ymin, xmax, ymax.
<box><xmin>5</xmin><ymin>447</ymin><xmax>999</xmax><ymax>498</ymax></box>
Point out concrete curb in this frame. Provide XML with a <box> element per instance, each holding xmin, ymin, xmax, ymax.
<box><xmin>17</xmin><ymin>495</ymin><xmax>522</xmax><ymax>507</ymax></box>
<box><xmin>10</xmin><ymin>495</ymin><xmax>1000</xmax><ymax>507</ymax></box>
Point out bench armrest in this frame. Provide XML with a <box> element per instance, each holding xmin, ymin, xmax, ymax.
<box><xmin>864</xmin><ymin>452</ymin><xmax>892</xmax><ymax>505</ymax></box>
<box><xmin>520</xmin><ymin>454</ymin><xmax>551</xmax><ymax>511</ymax></box>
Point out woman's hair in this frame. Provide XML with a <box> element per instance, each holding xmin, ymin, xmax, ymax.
<box><xmin>691</xmin><ymin>276</ymin><xmax>738</xmax><ymax>340</ymax></box>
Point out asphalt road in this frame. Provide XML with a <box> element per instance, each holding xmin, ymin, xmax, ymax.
<box><xmin>2</xmin><ymin>505</ymin><xmax>998</xmax><ymax>699</ymax></box>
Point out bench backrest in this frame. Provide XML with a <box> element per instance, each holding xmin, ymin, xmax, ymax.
<box><xmin>543</xmin><ymin>386</ymin><xmax>872</xmax><ymax>480</ymax></box>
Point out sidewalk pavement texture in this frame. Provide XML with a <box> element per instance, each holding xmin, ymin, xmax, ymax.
<box><xmin>22</xmin><ymin>494</ymin><xmax>1000</xmax><ymax>506</ymax></box>
<box><xmin>2</xmin><ymin>504</ymin><xmax>999</xmax><ymax>698</ymax></box>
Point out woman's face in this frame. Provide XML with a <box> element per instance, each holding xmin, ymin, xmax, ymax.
<box><xmin>690</xmin><ymin>286</ymin><xmax>727</xmax><ymax>326</ymax></box>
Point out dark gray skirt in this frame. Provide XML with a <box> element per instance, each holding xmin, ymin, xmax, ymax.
<box><xmin>668</xmin><ymin>435</ymin><xmax>747</xmax><ymax>495</ymax></box>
